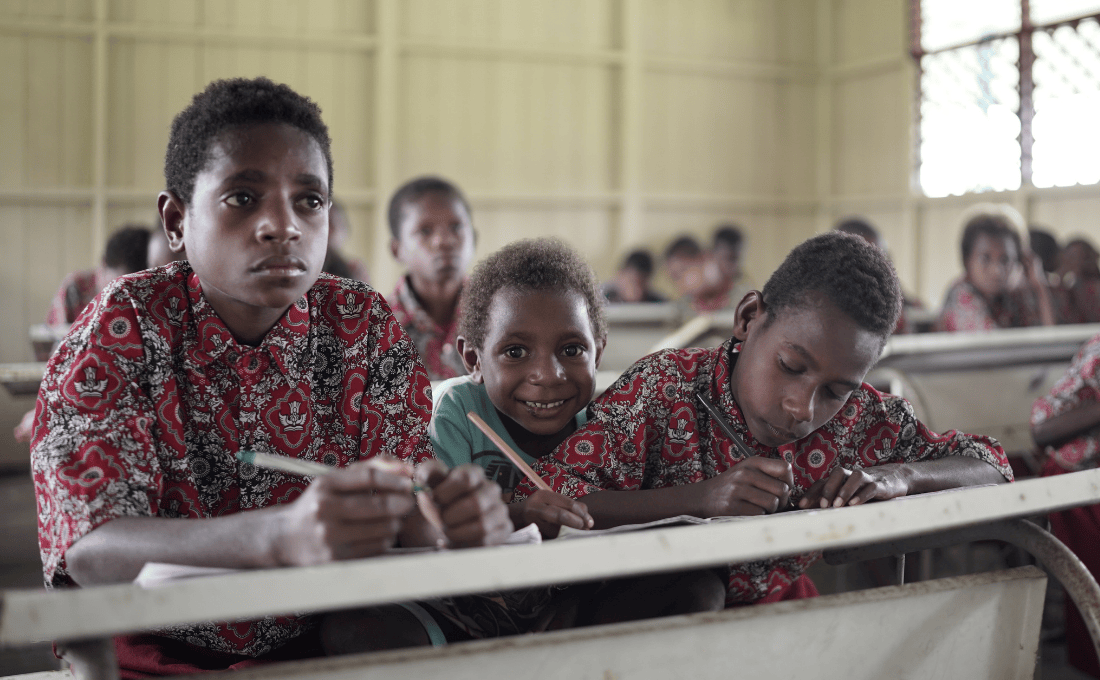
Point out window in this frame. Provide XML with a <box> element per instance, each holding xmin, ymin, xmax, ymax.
<box><xmin>914</xmin><ymin>0</ymin><xmax>1100</xmax><ymax>197</ymax></box>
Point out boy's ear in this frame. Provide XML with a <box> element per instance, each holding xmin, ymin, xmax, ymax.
<box><xmin>732</xmin><ymin>290</ymin><xmax>766</xmax><ymax>342</ymax></box>
<box><xmin>389</xmin><ymin>237</ymin><xmax>401</xmax><ymax>262</ymax></box>
<box><xmin>456</xmin><ymin>336</ymin><xmax>483</xmax><ymax>383</ymax></box>
<box><xmin>158</xmin><ymin>191</ymin><xmax>187</xmax><ymax>253</ymax></box>
<box><xmin>594</xmin><ymin>336</ymin><xmax>606</xmax><ymax>370</ymax></box>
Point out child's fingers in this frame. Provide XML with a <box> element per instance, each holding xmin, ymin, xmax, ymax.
<box><xmin>415</xmin><ymin>459</ymin><xmax>450</xmax><ymax>490</ymax></box>
<box><xmin>815</xmin><ymin>468</ymin><xmax>852</xmax><ymax>508</ymax></box>
<box><xmin>319</xmin><ymin>461</ymin><xmax>413</xmax><ymax>495</ymax></box>
<box><xmin>335</xmin><ymin>492</ymin><xmax>417</xmax><ymax>522</ymax></box>
<box><xmin>830</xmin><ymin>471</ymin><xmax>871</xmax><ymax>508</ymax></box>
<box><xmin>444</xmin><ymin>511</ymin><xmax>514</xmax><ymax>548</ymax></box>
<box><xmin>438</xmin><ymin>481</ymin><xmax>501</xmax><ymax>527</ymax></box>
<box><xmin>529</xmin><ymin>491</ymin><xmax>594</xmax><ymax>528</ymax></box>
<box><xmin>430</xmin><ymin>464</ymin><xmax>487</xmax><ymax>506</ymax></box>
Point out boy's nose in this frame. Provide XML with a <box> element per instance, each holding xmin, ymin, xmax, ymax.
<box><xmin>529</xmin><ymin>354</ymin><xmax>566</xmax><ymax>384</ymax></box>
<box><xmin>782</xmin><ymin>389</ymin><xmax>814</xmax><ymax>424</ymax></box>
<box><xmin>256</xmin><ymin>203</ymin><xmax>302</xmax><ymax>243</ymax></box>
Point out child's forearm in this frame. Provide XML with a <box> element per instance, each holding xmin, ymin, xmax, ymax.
<box><xmin>64</xmin><ymin>509</ymin><xmax>287</xmax><ymax>586</ymax></box>
<box><xmin>1032</xmin><ymin>401</ymin><xmax>1100</xmax><ymax>449</ymax></box>
<box><xmin>901</xmin><ymin>456</ymin><xmax>1010</xmax><ymax>496</ymax></box>
<box><xmin>579</xmin><ymin>485</ymin><xmax>707</xmax><ymax>529</ymax></box>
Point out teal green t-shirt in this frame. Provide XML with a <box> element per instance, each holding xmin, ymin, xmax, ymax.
<box><xmin>430</xmin><ymin>375</ymin><xmax>587</xmax><ymax>499</ymax></box>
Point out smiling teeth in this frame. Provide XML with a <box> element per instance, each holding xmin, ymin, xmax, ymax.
<box><xmin>525</xmin><ymin>400</ymin><xmax>565</xmax><ymax>409</ymax></box>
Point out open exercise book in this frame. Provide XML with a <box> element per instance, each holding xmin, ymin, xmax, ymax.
<box><xmin>133</xmin><ymin>523</ymin><xmax>542</xmax><ymax>588</ymax></box>
<box><xmin>554</xmin><ymin>485</ymin><xmax>1000</xmax><ymax>540</ymax></box>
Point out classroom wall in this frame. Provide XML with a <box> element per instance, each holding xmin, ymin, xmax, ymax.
<box><xmin>0</xmin><ymin>0</ymin><xmax>820</xmax><ymax>363</ymax></box>
<box><xmin>2</xmin><ymin>0</ymin><xmax>1098</xmax><ymax>364</ymax></box>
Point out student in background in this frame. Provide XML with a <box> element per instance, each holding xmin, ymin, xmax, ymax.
<box><xmin>1032</xmin><ymin>332</ymin><xmax>1100</xmax><ymax>677</ymax></box>
<box><xmin>386</xmin><ymin>176</ymin><xmax>475</xmax><ymax>380</ymax></box>
<box><xmin>516</xmin><ymin>232</ymin><xmax>1012</xmax><ymax>606</ymax></box>
<box><xmin>712</xmin><ymin>224</ymin><xmax>745</xmax><ymax>289</ymax></box>
<box><xmin>602</xmin><ymin>249</ymin><xmax>665</xmax><ymax>304</ymax></box>
<box><xmin>664</xmin><ymin>233</ymin><xmax>743</xmax><ymax>315</ymax></box>
<box><xmin>834</xmin><ymin>217</ymin><xmax>925</xmax><ymax>333</ymax></box>
<box><xmin>44</xmin><ymin>224</ymin><xmax>150</xmax><ymax>329</ymax></box>
<box><xmin>16</xmin><ymin>225</ymin><xmax>155</xmax><ymax>442</ymax></box>
<box><xmin>937</xmin><ymin>205</ymin><xmax>1056</xmax><ymax>331</ymax></box>
<box><xmin>1058</xmin><ymin>238</ymin><xmax>1100</xmax><ymax>324</ymax></box>
<box><xmin>433</xmin><ymin>238</ymin><xmax>725</xmax><ymax>627</ymax></box>
<box><xmin>321</xmin><ymin>199</ymin><xmax>369</xmax><ymax>282</ymax></box>
<box><xmin>31</xmin><ymin>77</ymin><xmax>511</xmax><ymax>676</ymax></box>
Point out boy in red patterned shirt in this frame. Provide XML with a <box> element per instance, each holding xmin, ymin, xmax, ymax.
<box><xmin>516</xmin><ymin>232</ymin><xmax>1012</xmax><ymax>605</ymax></box>
<box><xmin>31</xmin><ymin>78</ymin><xmax>511</xmax><ymax>676</ymax></box>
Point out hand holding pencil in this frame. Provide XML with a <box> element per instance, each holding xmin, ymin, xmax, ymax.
<box><xmin>467</xmin><ymin>412</ymin><xmax>593</xmax><ymax>538</ymax></box>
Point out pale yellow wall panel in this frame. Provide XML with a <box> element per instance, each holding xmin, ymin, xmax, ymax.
<box><xmin>107</xmin><ymin>204</ymin><xmax>162</xmax><ymax>232</ymax></box>
<box><xmin>401</xmin><ymin>0</ymin><xmax>614</xmax><ymax>49</ymax></box>
<box><xmin>0</xmin><ymin>206</ymin><xmax>29</xmax><ymax>363</ymax></box>
<box><xmin>832</xmin><ymin>71</ymin><xmax>907</xmax><ymax>195</ymax></box>
<box><xmin>919</xmin><ymin>202</ymin><xmax>971</xmax><ymax>310</ymax></box>
<box><xmin>833</xmin><ymin>0</ymin><xmax>904</xmax><ymax>65</ymax></box>
<box><xmin>642</xmin><ymin>0</ymin><xmax>814</xmax><ymax>64</ymax></box>
<box><xmin>1031</xmin><ymin>195</ymin><xmax>1100</xmax><ymax>242</ymax></box>
<box><xmin>643</xmin><ymin>71</ymin><xmax>799</xmax><ymax>195</ymax></box>
<box><xmin>0</xmin><ymin>0</ymin><xmax>91</xmax><ymax>20</ymax></box>
<box><xmin>472</xmin><ymin>207</ymin><xmax>617</xmax><ymax>274</ymax></box>
<box><xmin>24</xmin><ymin>38</ymin><xmax>94</xmax><ymax>188</ymax></box>
<box><xmin>398</xmin><ymin>56</ymin><xmax>613</xmax><ymax>193</ymax></box>
<box><xmin>0</xmin><ymin>34</ymin><xmax>27</xmax><ymax>187</ymax></box>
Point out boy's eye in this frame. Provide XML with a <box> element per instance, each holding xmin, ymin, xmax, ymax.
<box><xmin>297</xmin><ymin>195</ymin><xmax>325</xmax><ymax>210</ymax></box>
<box><xmin>226</xmin><ymin>193</ymin><xmax>253</xmax><ymax>207</ymax></box>
<box><xmin>778</xmin><ymin>357</ymin><xmax>800</xmax><ymax>374</ymax></box>
<box><xmin>561</xmin><ymin>344</ymin><xmax>585</xmax><ymax>358</ymax></box>
<box><xmin>503</xmin><ymin>346</ymin><xmax>528</xmax><ymax>359</ymax></box>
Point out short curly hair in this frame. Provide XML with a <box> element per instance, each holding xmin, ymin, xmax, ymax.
<box><xmin>164</xmin><ymin>77</ymin><xmax>333</xmax><ymax>205</ymax></box>
<box><xmin>104</xmin><ymin>224</ymin><xmax>151</xmax><ymax>274</ymax></box>
<box><xmin>761</xmin><ymin>232</ymin><xmax>901</xmax><ymax>342</ymax></box>
<box><xmin>387</xmin><ymin>176</ymin><xmax>471</xmax><ymax>240</ymax></box>
<box><xmin>460</xmin><ymin>238</ymin><xmax>607</xmax><ymax>350</ymax></box>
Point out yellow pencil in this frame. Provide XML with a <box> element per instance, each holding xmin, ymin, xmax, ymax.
<box><xmin>466</xmin><ymin>412</ymin><xmax>553</xmax><ymax>492</ymax></box>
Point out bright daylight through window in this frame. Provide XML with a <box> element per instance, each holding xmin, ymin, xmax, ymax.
<box><xmin>916</xmin><ymin>0</ymin><xmax>1100</xmax><ymax>197</ymax></box>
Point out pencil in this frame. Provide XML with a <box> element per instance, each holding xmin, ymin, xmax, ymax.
<box><xmin>697</xmin><ymin>392</ymin><xmax>755</xmax><ymax>459</ymax></box>
<box><xmin>466</xmin><ymin>412</ymin><xmax>553</xmax><ymax>492</ymax></box>
<box><xmin>236</xmin><ymin>450</ymin><xmax>443</xmax><ymax>533</ymax></box>
<box><xmin>236</xmin><ymin>450</ymin><xmax>333</xmax><ymax>477</ymax></box>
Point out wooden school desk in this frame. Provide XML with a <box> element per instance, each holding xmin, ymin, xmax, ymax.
<box><xmin>4</xmin><ymin>471</ymin><xmax>1100</xmax><ymax>679</ymax></box>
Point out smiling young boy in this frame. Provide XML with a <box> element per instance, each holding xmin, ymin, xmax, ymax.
<box><xmin>386</xmin><ymin>176</ymin><xmax>476</xmax><ymax>380</ymax></box>
<box><xmin>31</xmin><ymin>78</ymin><xmax>510</xmax><ymax>675</ymax></box>
<box><xmin>516</xmin><ymin>232</ymin><xmax>1013</xmax><ymax>604</ymax></box>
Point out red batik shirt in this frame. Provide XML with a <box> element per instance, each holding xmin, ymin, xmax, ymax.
<box><xmin>1032</xmin><ymin>333</ymin><xmax>1100</xmax><ymax>471</ymax></box>
<box><xmin>31</xmin><ymin>262</ymin><xmax>434</xmax><ymax>657</ymax></box>
<box><xmin>386</xmin><ymin>276</ymin><xmax>465</xmax><ymax>380</ymax></box>
<box><xmin>936</xmin><ymin>277</ymin><xmax>1043</xmax><ymax>332</ymax></box>
<box><xmin>515</xmin><ymin>340</ymin><xmax>1012</xmax><ymax>605</ymax></box>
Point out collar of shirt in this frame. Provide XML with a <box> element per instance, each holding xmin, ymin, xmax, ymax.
<box><xmin>391</xmin><ymin>275</ymin><xmax>462</xmax><ymax>335</ymax></box>
<box><xmin>184</xmin><ymin>270</ymin><xmax>311</xmax><ymax>379</ymax></box>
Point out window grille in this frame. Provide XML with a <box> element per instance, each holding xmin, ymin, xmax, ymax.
<box><xmin>913</xmin><ymin>1</ymin><xmax>1100</xmax><ymax>197</ymax></box>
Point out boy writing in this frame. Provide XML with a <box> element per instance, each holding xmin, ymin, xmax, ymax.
<box><xmin>386</xmin><ymin>176</ymin><xmax>475</xmax><ymax>380</ymax></box>
<box><xmin>517</xmin><ymin>232</ymin><xmax>1012</xmax><ymax>604</ymax></box>
<box><xmin>31</xmin><ymin>77</ymin><xmax>510</xmax><ymax>675</ymax></box>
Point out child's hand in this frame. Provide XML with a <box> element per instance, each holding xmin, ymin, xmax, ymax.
<box><xmin>701</xmin><ymin>456</ymin><xmax>794</xmax><ymax>516</ymax></box>
<box><xmin>510</xmin><ymin>490</ymin><xmax>593</xmax><ymax>539</ymax></box>
<box><xmin>798</xmin><ymin>464</ymin><xmax>909</xmax><ymax>509</ymax></box>
<box><xmin>420</xmin><ymin>461</ymin><xmax>514</xmax><ymax>548</ymax></box>
<box><xmin>273</xmin><ymin>459</ymin><xmax>416</xmax><ymax>566</ymax></box>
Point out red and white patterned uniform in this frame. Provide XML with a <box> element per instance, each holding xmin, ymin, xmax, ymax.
<box><xmin>936</xmin><ymin>277</ymin><xmax>1043</xmax><ymax>332</ymax></box>
<box><xmin>31</xmin><ymin>262</ymin><xmax>434</xmax><ymax>657</ymax></box>
<box><xmin>515</xmin><ymin>340</ymin><xmax>1012</xmax><ymax>605</ymax></box>
<box><xmin>386</xmin><ymin>275</ymin><xmax>465</xmax><ymax>380</ymax></box>
<box><xmin>1031</xmin><ymin>333</ymin><xmax>1100</xmax><ymax>471</ymax></box>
